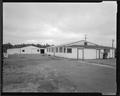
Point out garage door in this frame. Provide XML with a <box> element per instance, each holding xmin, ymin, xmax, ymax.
<box><xmin>84</xmin><ymin>49</ymin><xmax>96</xmax><ymax>59</ymax></box>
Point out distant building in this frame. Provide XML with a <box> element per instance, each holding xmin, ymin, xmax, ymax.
<box><xmin>3</xmin><ymin>52</ymin><xmax>8</xmax><ymax>58</ymax></box>
<box><xmin>46</xmin><ymin>40</ymin><xmax>115</xmax><ymax>59</ymax></box>
<box><xmin>7</xmin><ymin>45</ymin><xmax>45</xmax><ymax>55</ymax></box>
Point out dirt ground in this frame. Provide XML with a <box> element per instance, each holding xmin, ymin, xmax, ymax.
<box><xmin>2</xmin><ymin>54</ymin><xmax>116</xmax><ymax>94</ymax></box>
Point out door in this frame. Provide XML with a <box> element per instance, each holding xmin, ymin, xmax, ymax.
<box><xmin>96</xmin><ymin>49</ymin><xmax>99</xmax><ymax>59</ymax></box>
<box><xmin>78</xmin><ymin>49</ymin><xmax>83</xmax><ymax>60</ymax></box>
<box><xmin>40</xmin><ymin>49</ymin><xmax>44</xmax><ymax>54</ymax></box>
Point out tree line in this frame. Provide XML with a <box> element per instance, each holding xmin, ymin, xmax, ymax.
<box><xmin>3</xmin><ymin>43</ymin><xmax>54</xmax><ymax>52</ymax></box>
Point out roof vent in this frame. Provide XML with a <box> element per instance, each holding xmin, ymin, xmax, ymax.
<box><xmin>84</xmin><ymin>42</ymin><xmax>87</xmax><ymax>46</ymax></box>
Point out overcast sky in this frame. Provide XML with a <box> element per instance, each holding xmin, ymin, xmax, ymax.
<box><xmin>3</xmin><ymin>2</ymin><xmax>117</xmax><ymax>47</ymax></box>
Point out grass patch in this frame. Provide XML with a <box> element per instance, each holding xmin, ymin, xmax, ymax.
<box><xmin>3</xmin><ymin>65</ymin><xmax>78</xmax><ymax>92</ymax></box>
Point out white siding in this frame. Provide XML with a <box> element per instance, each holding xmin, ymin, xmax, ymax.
<box><xmin>55</xmin><ymin>48</ymin><xmax>77</xmax><ymax>59</ymax></box>
<box><xmin>46</xmin><ymin>47</ymin><xmax>77</xmax><ymax>59</ymax></box>
<box><xmin>20</xmin><ymin>46</ymin><xmax>39</xmax><ymax>54</ymax></box>
<box><xmin>78</xmin><ymin>49</ymin><xmax>83</xmax><ymax>59</ymax></box>
<box><xmin>100</xmin><ymin>49</ymin><xmax>104</xmax><ymax>59</ymax></box>
<box><xmin>20</xmin><ymin>46</ymin><xmax>45</xmax><ymax>54</ymax></box>
<box><xmin>84</xmin><ymin>49</ymin><xmax>96</xmax><ymax>59</ymax></box>
<box><xmin>45</xmin><ymin>46</ymin><xmax>115</xmax><ymax>59</ymax></box>
<box><xmin>96</xmin><ymin>50</ymin><xmax>99</xmax><ymax>59</ymax></box>
<box><xmin>3</xmin><ymin>52</ymin><xmax>8</xmax><ymax>58</ymax></box>
<box><xmin>7</xmin><ymin>46</ymin><xmax>45</xmax><ymax>54</ymax></box>
<box><xmin>46</xmin><ymin>47</ymin><xmax>55</xmax><ymax>56</ymax></box>
<box><xmin>7</xmin><ymin>48</ymin><xmax>20</xmax><ymax>54</ymax></box>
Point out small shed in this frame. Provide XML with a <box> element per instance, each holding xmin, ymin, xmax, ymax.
<box><xmin>7</xmin><ymin>45</ymin><xmax>45</xmax><ymax>55</ymax></box>
<box><xmin>20</xmin><ymin>46</ymin><xmax>45</xmax><ymax>54</ymax></box>
<box><xmin>3</xmin><ymin>52</ymin><xmax>8</xmax><ymax>58</ymax></box>
<box><xmin>7</xmin><ymin>48</ymin><xmax>21</xmax><ymax>55</ymax></box>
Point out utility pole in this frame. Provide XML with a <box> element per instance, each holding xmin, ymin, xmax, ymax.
<box><xmin>112</xmin><ymin>39</ymin><xmax>114</xmax><ymax>58</ymax></box>
<box><xmin>85</xmin><ymin>34</ymin><xmax>87</xmax><ymax>41</ymax></box>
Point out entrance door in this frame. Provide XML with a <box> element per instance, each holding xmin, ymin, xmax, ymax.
<box><xmin>96</xmin><ymin>50</ymin><xmax>99</xmax><ymax>59</ymax></box>
<box><xmin>40</xmin><ymin>49</ymin><xmax>44</xmax><ymax>54</ymax></box>
<box><xmin>78</xmin><ymin>49</ymin><xmax>83</xmax><ymax>60</ymax></box>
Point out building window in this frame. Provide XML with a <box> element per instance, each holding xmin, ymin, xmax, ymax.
<box><xmin>104</xmin><ymin>49</ymin><xmax>110</xmax><ymax>53</ymax></box>
<box><xmin>67</xmin><ymin>48</ymin><xmax>72</xmax><ymax>53</ymax></box>
<box><xmin>56</xmin><ymin>47</ymin><xmax>58</xmax><ymax>53</ymax></box>
<box><xmin>64</xmin><ymin>48</ymin><xmax>66</xmax><ymax>53</ymax></box>
<box><xmin>59</xmin><ymin>47</ymin><xmax>63</xmax><ymax>53</ymax></box>
<box><xmin>22</xmin><ymin>50</ymin><xmax>25</xmax><ymax>52</ymax></box>
<box><xmin>52</xmin><ymin>48</ymin><xmax>54</xmax><ymax>52</ymax></box>
<box><xmin>48</xmin><ymin>48</ymin><xmax>50</xmax><ymax>52</ymax></box>
<box><xmin>37</xmin><ymin>49</ymin><xmax>39</xmax><ymax>52</ymax></box>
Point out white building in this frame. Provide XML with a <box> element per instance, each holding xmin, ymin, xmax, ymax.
<box><xmin>7</xmin><ymin>45</ymin><xmax>45</xmax><ymax>55</ymax></box>
<box><xmin>46</xmin><ymin>40</ymin><xmax>115</xmax><ymax>59</ymax></box>
<box><xmin>3</xmin><ymin>52</ymin><xmax>8</xmax><ymax>58</ymax></box>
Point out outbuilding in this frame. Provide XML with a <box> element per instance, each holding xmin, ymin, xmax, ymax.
<box><xmin>7</xmin><ymin>45</ymin><xmax>45</xmax><ymax>55</ymax></box>
<box><xmin>46</xmin><ymin>40</ymin><xmax>115</xmax><ymax>59</ymax></box>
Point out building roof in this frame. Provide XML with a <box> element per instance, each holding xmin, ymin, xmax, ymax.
<box><xmin>47</xmin><ymin>40</ymin><xmax>115</xmax><ymax>49</ymax></box>
<box><xmin>8</xmin><ymin>45</ymin><xmax>45</xmax><ymax>49</ymax></box>
<box><xmin>20</xmin><ymin>45</ymin><xmax>40</xmax><ymax>49</ymax></box>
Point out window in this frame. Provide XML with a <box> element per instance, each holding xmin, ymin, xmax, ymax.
<box><xmin>50</xmin><ymin>48</ymin><xmax>51</xmax><ymax>52</ymax></box>
<box><xmin>37</xmin><ymin>49</ymin><xmax>39</xmax><ymax>52</ymax></box>
<box><xmin>22</xmin><ymin>50</ymin><xmax>25</xmax><ymax>52</ymax></box>
<box><xmin>49</xmin><ymin>48</ymin><xmax>50</xmax><ymax>52</ymax></box>
<box><xmin>64</xmin><ymin>48</ymin><xmax>66</xmax><ymax>53</ymax></box>
<box><xmin>56</xmin><ymin>47</ymin><xmax>58</xmax><ymax>53</ymax></box>
<box><xmin>67</xmin><ymin>48</ymin><xmax>72</xmax><ymax>53</ymax></box>
<box><xmin>52</xmin><ymin>48</ymin><xmax>54</xmax><ymax>52</ymax></box>
<box><xmin>59</xmin><ymin>47</ymin><xmax>63</xmax><ymax>53</ymax></box>
<box><xmin>104</xmin><ymin>49</ymin><xmax>110</xmax><ymax>53</ymax></box>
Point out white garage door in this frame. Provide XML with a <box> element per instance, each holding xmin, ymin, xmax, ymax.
<box><xmin>84</xmin><ymin>49</ymin><xmax>96</xmax><ymax>59</ymax></box>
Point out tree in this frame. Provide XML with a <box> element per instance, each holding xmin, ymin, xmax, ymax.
<box><xmin>3</xmin><ymin>43</ymin><xmax>13</xmax><ymax>52</ymax></box>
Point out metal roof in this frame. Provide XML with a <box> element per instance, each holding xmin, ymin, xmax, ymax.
<box><xmin>67</xmin><ymin>45</ymin><xmax>114</xmax><ymax>49</ymax></box>
<box><xmin>47</xmin><ymin>40</ymin><xmax>115</xmax><ymax>49</ymax></box>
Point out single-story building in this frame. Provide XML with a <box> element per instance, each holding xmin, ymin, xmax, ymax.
<box><xmin>3</xmin><ymin>52</ymin><xmax>8</xmax><ymax>58</ymax></box>
<box><xmin>7</xmin><ymin>45</ymin><xmax>45</xmax><ymax>55</ymax></box>
<box><xmin>45</xmin><ymin>40</ymin><xmax>115</xmax><ymax>59</ymax></box>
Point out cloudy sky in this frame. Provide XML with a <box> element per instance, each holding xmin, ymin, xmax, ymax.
<box><xmin>3</xmin><ymin>2</ymin><xmax>117</xmax><ymax>47</ymax></box>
